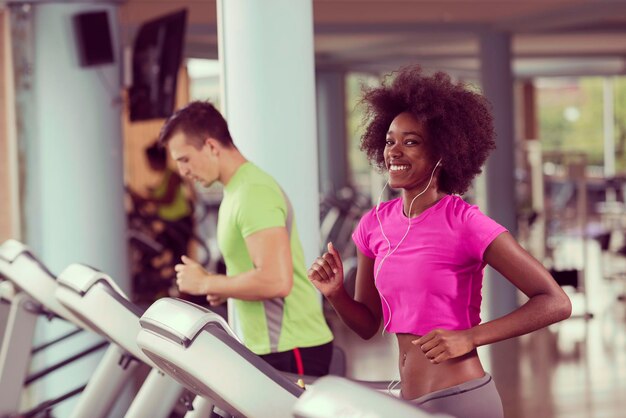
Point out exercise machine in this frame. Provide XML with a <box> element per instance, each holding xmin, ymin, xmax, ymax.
<box><xmin>0</xmin><ymin>239</ymin><xmax>106</xmax><ymax>416</ymax></box>
<box><xmin>55</xmin><ymin>263</ymin><xmax>184</xmax><ymax>418</ymax></box>
<box><xmin>137</xmin><ymin>297</ymin><xmax>304</xmax><ymax>418</ymax></box>
<box><xmin>293</xmin><ymin>375</ymin><xmax>451</xmax><ymax>418</ymax></box>
<box><xmin>137</xmin><ymin>297</ymin><xmax>445</xmax><ymax>418</ymax></box>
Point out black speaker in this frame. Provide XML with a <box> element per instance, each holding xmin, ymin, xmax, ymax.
<box><xmin>73</xmin><ymin>10</ymin><xmax>114</xmax><ymax>67</ymax></box>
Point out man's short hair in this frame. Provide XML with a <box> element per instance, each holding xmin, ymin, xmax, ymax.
<box><xmin>158</xmin><ymin>101</ymin><xmax>234</xmax><ymax>149</ymax></box>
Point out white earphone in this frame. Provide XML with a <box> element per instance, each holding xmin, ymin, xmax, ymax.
<box><xmin>374</xmin><ymin>158</ymin><xmax>441</xmax><ymax>334</ymax></box>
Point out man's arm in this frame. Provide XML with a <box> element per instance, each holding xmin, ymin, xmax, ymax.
<box><xmin>175</xmin><ymin>226</ymin><xmax>293</xmax><ymax>300</ymax></box>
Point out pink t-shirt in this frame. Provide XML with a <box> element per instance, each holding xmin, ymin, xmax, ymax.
<box><xmin>352</xmin><ymin>195</ymin><xmax>507</xmax><ymax>336</ymax></box>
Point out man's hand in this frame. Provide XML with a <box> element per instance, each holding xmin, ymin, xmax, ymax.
<box><xmin>174</xmin><ymin>255</ymin><xmax>211</xmax><ymax>295</ymax></box>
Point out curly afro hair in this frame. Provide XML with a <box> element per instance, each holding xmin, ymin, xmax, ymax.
<box><xmin>360</xmin><ymin>66</ymin><xmax>495</xmax><ymax>195</ymax></box>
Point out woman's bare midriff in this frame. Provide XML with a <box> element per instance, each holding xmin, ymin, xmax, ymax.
<box><xmin>397</xmin><ymin>333</ymin><xmax>485</xmax><ymax>400</ymax></box>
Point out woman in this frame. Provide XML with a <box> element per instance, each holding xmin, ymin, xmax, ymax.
<box><xmin>307</xmin><ymin>66</ymin><xmax>571</xmax><ymax>418</ymax></box>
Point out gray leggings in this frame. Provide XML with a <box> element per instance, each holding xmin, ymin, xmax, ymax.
<box><xmin>409</xmin><ymin>373</ymin><xmax>503</xmax><ymax>418</ymax></box>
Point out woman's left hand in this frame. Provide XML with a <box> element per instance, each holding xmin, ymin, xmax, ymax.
<box><xmin>412</xmin><ymin>329</ymin><xmax>475</xmax><ymax>364</ymax></box>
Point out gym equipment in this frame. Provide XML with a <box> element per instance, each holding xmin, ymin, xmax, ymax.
<box><xmin>137</xmin><ymin>297</ymin><xmax>447</xmax><ymax>418</ymax></box>
<box><xmin>292</xmin><ymin>375</ymin><xmax>451</xmax><ymax>418</ymax></box>
<box><xmin>0</xmin><ymin>239</ymin><xmax>105</xmax><ymax>416</ymax></box>
<box><xmin>55</xmin><ymin>263</ymin><xmax>183</xmax><ymax>418</ymax></box>
<box><xmin>137</xmin><ymin>297</ymin><xmax>304</xmax><ymax>418</ymax></box>
<box><xmin>0</xmin><ymin>277</ymin><xmax>15</xmax><ymax>347</ymax></box>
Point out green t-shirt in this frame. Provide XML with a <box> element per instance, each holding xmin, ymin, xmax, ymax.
<box><xmin>217</xmin><ymin>162</ymin><xmax>333</xmax><ymax>355</ymax></box>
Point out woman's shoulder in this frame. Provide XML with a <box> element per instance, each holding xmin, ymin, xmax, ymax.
<box><xmin>440</xmin><ymin>195</ymin><xmax>485</xmax><ymax>222</ymax></box>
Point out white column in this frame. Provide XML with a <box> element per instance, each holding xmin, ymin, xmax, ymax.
<box><xmin>217</xmin><ymin>0</ymin><xmax>320</xmax><ymax>264</ymax></box>
<box><xmin>29</xmin><ymin>3</ymin><xmax>128</xmax><ymax>286</ymax></box>
<box><xmin>479</xmin><ymin>30</ymin><xmax>522</xmax><ymax>385</ymax></box>
<box><xmin>479</xmin><ymin>32</ymin><xmax>518</xmax><ymax>319</ymax></box>
<box><xmin>12</xmin><ymin>2</ymin><xmax>129</xmax><ymax>416</ymax></box>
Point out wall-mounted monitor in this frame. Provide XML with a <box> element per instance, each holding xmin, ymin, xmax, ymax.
<box><xmin>128</xmin><ymin>9</ymin><xmax>187</xmax><ymax>121</ymax></box>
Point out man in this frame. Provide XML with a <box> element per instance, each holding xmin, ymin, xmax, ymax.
<box><xmin>159</xmin><ymin>101</ymin><xmax>334</xmax><ymax>376</ymax></box>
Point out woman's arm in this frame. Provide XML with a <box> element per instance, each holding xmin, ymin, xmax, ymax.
<box><xmin>470</xmin><ymin>231</ymin><xmax>572</xmax><ymax>344</ymax></box>
<box><xmin>309</xmin><ymin>244</ymin><xmax>383</xmax><ymax>339</ymax></box>
<box><xmin>416</xmin><ymin>231</ymin><xmax>571</xmax><ymax>363</ymax></box>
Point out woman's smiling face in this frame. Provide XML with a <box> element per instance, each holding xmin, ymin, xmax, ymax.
<box><xmin>384</xmin><ymin>112</ymin><xmax>439</xmax><ymax>192</ymax></box>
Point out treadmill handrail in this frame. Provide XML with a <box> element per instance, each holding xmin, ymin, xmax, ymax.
<box><xmin>139</xmin><ymin>297</ymin><xmax>241</xmax><ymax>346</ymax></box>
<box><xmin>138</xmin><ymin>320</ymin><xmax>305</xmax><ymax>402</ymax></box>
<box><xmin>0</xmin><ymin>239</ymin><xmax>56</xmax><ymax>278</ymax></box>
<box><xmin>56</xmin><ymin>263</ymin><xmax>127</xmax><ymax>298</ymax></box>
<box><xmin>0</xmin><ymin>239</ymin><xmax>31</xmax><ymax>263</ymax></box>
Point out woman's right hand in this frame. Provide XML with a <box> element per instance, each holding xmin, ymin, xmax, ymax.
<box><xmin>307</xmin><ymin>242</ymin><xmax>344</xmax><ymax>297</ymax></box>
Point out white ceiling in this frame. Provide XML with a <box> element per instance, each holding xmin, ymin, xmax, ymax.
<box><xmin>118</xmin><ymin>0</ymin><xmax>626</xmax><ymax>78</ymax></box>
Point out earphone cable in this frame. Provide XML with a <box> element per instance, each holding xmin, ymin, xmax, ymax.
<box><xmin>374</xmin><ymin>160</ymin><xmax>441</xmax><ymax>335</ymax></box>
